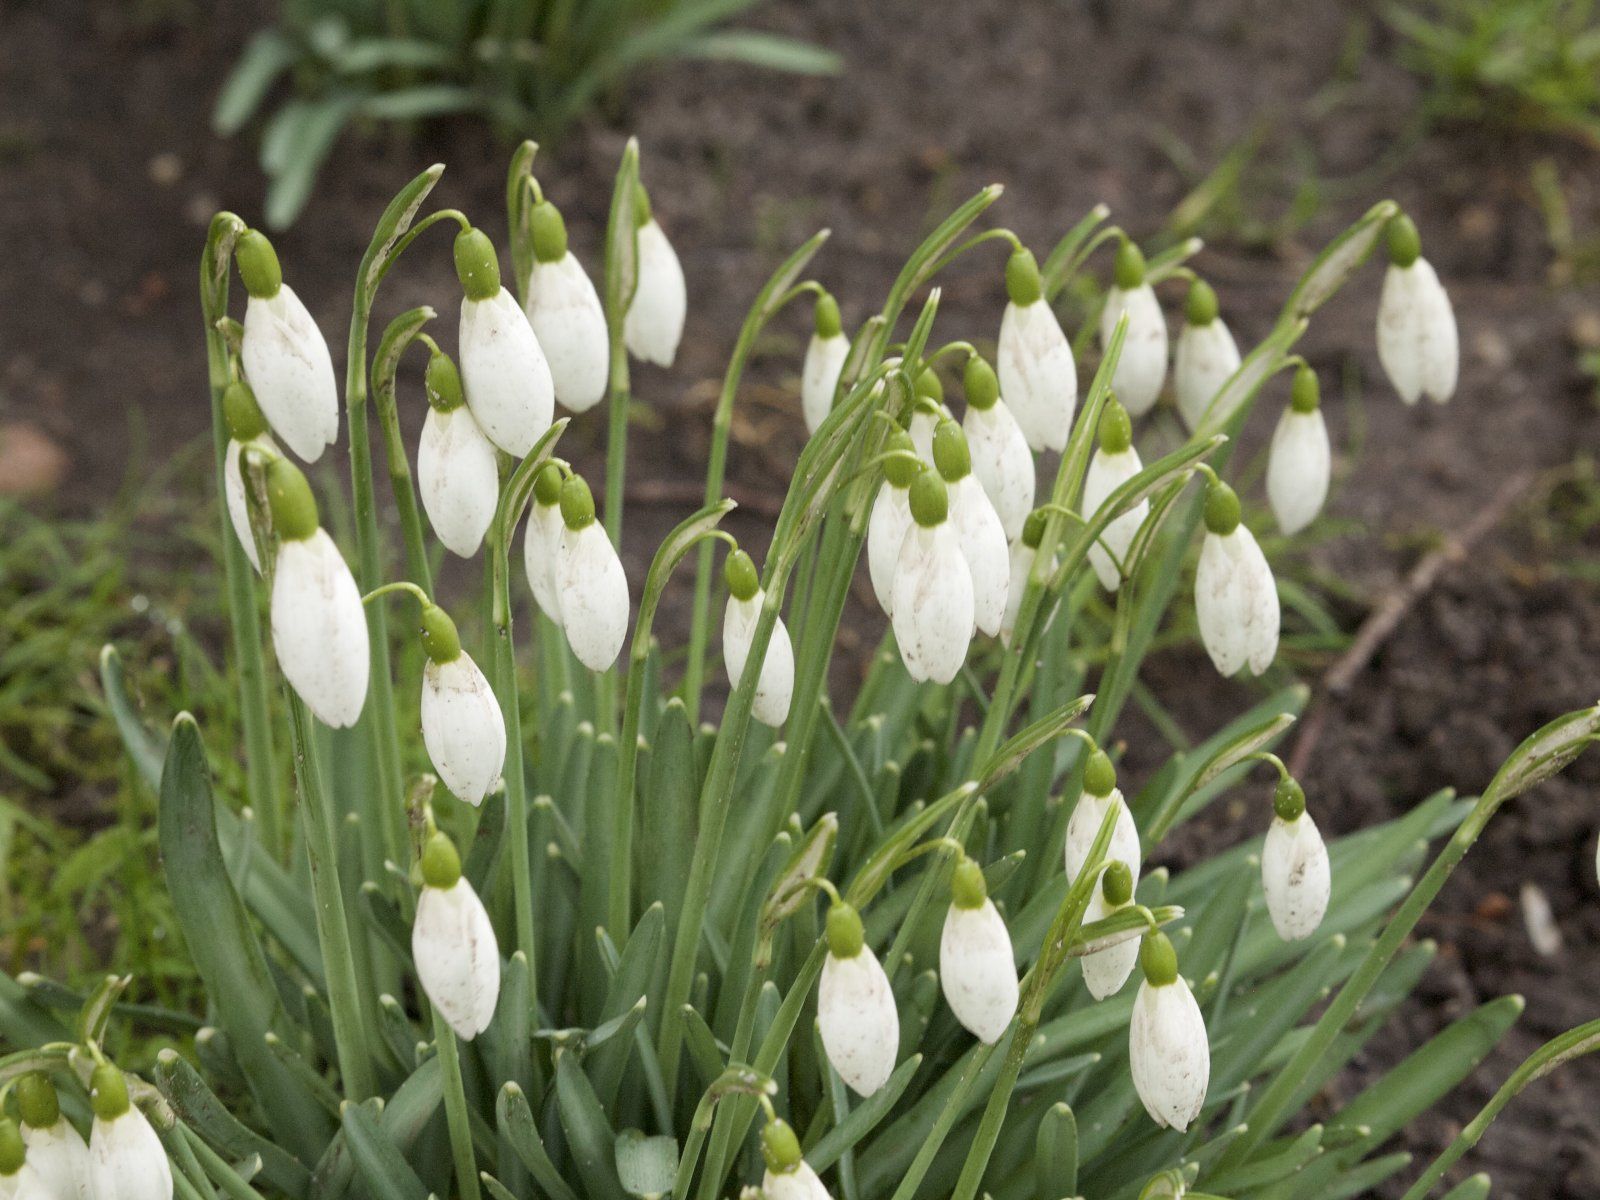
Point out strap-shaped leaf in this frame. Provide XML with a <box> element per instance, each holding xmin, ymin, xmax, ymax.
<box><xmin>154</xmin><ymin>1050</ymin><xmax>312</xmax><ymax>1199</ymax></box>
<box><xmin>340</xmin><ymin>1099</ymin><xmax>428</xmax><ymax>1200</ymax></box>
<box><xmin>496</xmin><ymin>1084</ymin><xmax>581</xmax><ymax>1200</ymax></box>
<box><xmin>554</xmin><ymin>1048</ymin><xmax>629</xmax><ymax>1200</ymax></box>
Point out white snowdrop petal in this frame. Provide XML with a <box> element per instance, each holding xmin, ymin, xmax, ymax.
<box><xmin>1174</xmin><ymin>318</ymin><xmax>1241</xmax><ymax>432</ymax></box>
<box><xmin>1080</xmin><ymin>892</ymin><xmax>1139</xmax><ymax>1000</ymax></box>
<box><xmin>421</xmin><ymin>653</ymin><xmax>507</xmax><ymax>807</ymax></box>
<box><xmin>1129</xmin><ymin>978</ymin><xmax>1210</xmax><ymax>1131</ymax></box>
<box><xmin>951</xmin><ymin>477</ymin><xmax>1010</xmax><ymax>637</ymax></box>
<box><xmin>88</xmin><ymin>1108</ymin><xmax>172</xmax><ymax>1200</ymax></box>
<box><xmin>460</xmin><ymin>287</ymin><xmax>554</xmax><ymax>456</ymax></box>
<box><xmin>1262</xmin><ymin>812</ymin><xmax>1331</xmax><ymax>941</ymax></box>
<box><xmin>908</xmin><ymin>409</ymin><xmax>940</xmax><ymax>464</ymax></box>
<box><xmin>271</xmin><ymin>530</ymin><xmax>370</xmax><ymax>728</ymax></box>
<box><xmin>867</xmin><ymin>482</ymin><xmax>913</xmax><ymax>616</ymax></box>
<box><xmin>1064</xmin><ymin>788</ymin><xmax>1141</xmax><ymax>892</ymax></box>
<box><xmin>1266</xmin><ymin>408</ymin><xmax>1331</xmax><ymax>536</ymax></box>
<box><xmin>625</xmin><ymin>220</ymin><xmax>687</xmax><ymax>367</ymax></box>
<box><xmin>555</xmin><ymin>523</ymin><xmax>629</xmax><ymax>671</ymax></box>
<box><xmin>802</xmin><ymin>333</ymin><xmax>850</xmax><ymax>435</ymax></box>
<box><xmin>1195</xmin><ymin>526</ymin><xmax>1279</xmax><ymax>678</ymax></box>
<box><xmin>418</xmin><ymin>405</ymin><xmax>500</xmax><ymax>557</ymax></box>
<box><xmin>413</xmin><ymin>879</ymin><xmax>501</xmax><ymax>1039</ymax></box>
<box><xmin>762</xmin><ymin>1163</ymin><xmax>833</xmax><ymax>1200</ymax></box>
<box><xmin>523</xmin><ymin>502</ymin><xmax>566</xmax><ymax>628</ymax></box>
<box><xmin>939</xmin><ymin>900</ymin><xmax>1019</xmax><ymax>1043</ymax></box>
<box><xmin>891</xmin><ymin>524</ymin><xmax>974</xmax><ymax>684</ymax></box>
<box><xmin>526</xmin><ymin>252</ymin><xmax>609</xmax><ymax>414</ymax></box>
<box><xmin>963</xmin><ymin>401</ymin><xmax>1035</xmax><ymax>541</ymax></box>
<box><xmin>723</xmin><ymin>591</ymin><xmax>794</xmax><ymax>727</ymax></box>
<box><xmin>22</xmin><ymin>1119</ymin><xmax>92</xmax><ymax>1200</ymax></box>
<box><xmin>1377</xmin><ymin>259</ymin><xmax>1459</xmax><ymax>406</ymax></box>
<box><xmin>1100</xmin><ymin>285</ymin><xmax>1168</xmax><ymax>417</ymax></box>
<box><xmin>241</xmin><ymin>286</ymin><xmax>339</xmax><ymax>463</ymax></box>
<box><xmin>818</xmin><ymin>948</ymin><xmax>899</xmax><ymax>1096</ymax></box>
<box><xmin>998</xmin><ymin>301</ymin><xmax>1077</xmax><ymax>452</ymax></box>
<box><xmin>1081</xmin><ymin>446</ymin><xmax>1148</xmax><ymax>593</ymax></box>
<box><xmin>1000</xmin><ymin>539</ymin><xmax>1035</xmax><ymax>647</ymax></box>
<box><xmin>224</xmin><ymin>434</ymin><xmax>278</xmax><ymax>572</ymax></box>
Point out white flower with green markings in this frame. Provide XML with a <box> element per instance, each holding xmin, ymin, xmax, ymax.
<box><xmin>455</xmin><ymin>227</ymin><xmax>555</xmax><ymax>456</ymax></box>
<box><xmin>220</xmin><ymin>380</ymin><xmax>278</xmax><ymax>573</ymax></box>
<box><xmin>723</xmin><ymin>549</ymin><xmax>794</xmax><ymax>728</ymax></box>
<box><xmin>1099</xmin><ymin>241</ymin><xmax>1168</xmax><ymax>418</ymax></box>
<box><xmin>86</xmin><ymin>1065</ymin><xmax>172</xmax><ymax>1200</ymax></box>
<box><xmin>1261</xmin><ymin>778</ymin><xmax>1331</xmax><ymax>941</ymax></box>
<box><xmin>0</xmin><ymin>1116</ymin><xmax>45</xmax><ymax>1200</ymax></box>
<box><xmin>1376</xmin><ymin>215</ymin><xmax>1458</xmax><ymax>405</ymax></box>
<box><xmin>933</xmin><ymin>418</ymin><xmax>1010</xmax><ymax>638</ymax></box>
<box><xmin>1129</xmin><ymin>932</ymin><xmax>1210</xmax><ymax>1131</ymax></box>
<box><xmin>817</xmin><ymin>901</ymin><xmax>899</xmax><ymax>1097</ymax></box>
<box><xmin>939</xmin><ymin>856</ymin><xmax>1019</xmax><ymax>1044</ymax></box>
<box><xmin>1174</xmin><ymin>279</ymin><xmax>1241</xmax><ymax>431</ymax></box>
<box><xmin>997</xmin><ymin>247</ymin><xmax>1077</xmax><ymax>452</ymax></box>
<box><xmin>759</xmin><ymin>1120</ymin><xmax>832</xmax><ymax>1200</ymax></box>
<box><xmin>867</xmin><ymin>429</ymin><xmax>921</xmax><ymax>615</ymax></box>
<box><xmin>1065</xmin><ymin>750</ymin><xmax>1141</xmax><ymax>895</ymax></box>
<box><xmin>801</xmin><ymin>293</ymin><xmax>850</xmax><ymax>435</ymax></box>
<box><xmin>960</xmin><ymin>355</ymin><xmax>1034</xmax><ymax>541</ymax></box>
<box><xmin>1266</xmin><ymin>364</ymin><xmax>1332</xmax><ymax>536</ymax></box>
<box><xmin>413</xmin><ymin>830</ymin><xmax>500</xmax><ymax>1040</ymax></box>
<box><xmin>1081</xmin><ymin>862</ymin><xmax>1140</xmax><ymax>1000</ymax></box>
<box><xmin>624</xmin><ymin>183</ymin><xmax>687</xmax><ymax>367</ymax></box>
<box><xmin>16</xmin><ymin>1074</ymin><xmax>90</xmax><ymax>1200</ymax></box>
<box><xmin>417</xmin><ymin>350</ymin><xmax>500</xmax><ymax>558</ymax></box>
<box><xmin>554</xmin><ymin>475</ymin><xmax>629</xmax><ymax>671</ymax></box>
<box><xmin>418</xmin><ymin>604</ymin><xmax>505</xmax><ymax>807</ymax></box>
<box><xmin>524</xmin><ymin>200</ymin><xmax>609</xmax><ymax>414</ymax></box>
<box><xmin>1194</xmin><ymin>478</ymin><xmax>1279</xmax><ymax>677</ymax></box>
<box><xmin>522</xmin><ymin>462</ymin><xmax>567</xmax><ymax>628</ymax></box>
<box><xmin>891</xmin><ymin>472</ymin><xmax>975</xmax><ymax>684</ymax></box>
<box><xmin>1001</xmin><ymin>510</ymin><xmax>1046</xmax><ymax>647</ymax></box>
<box><xmin>1080</xmin><ymin>398</ymin><xmax>1148</xmax><ymax>593</ymax></box>
<box><xmin>907</xmin><ymin>367</ymin><xmax>947</xmax><ymax>462</ymax></box>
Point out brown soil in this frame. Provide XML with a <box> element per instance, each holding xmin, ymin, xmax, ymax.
<box><xmin>3</xmin><ymin>0</ymin><xmax>1599</xmax><ymax>1195</ymax></box>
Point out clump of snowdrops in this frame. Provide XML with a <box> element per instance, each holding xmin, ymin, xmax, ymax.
<box><xmin>2</xmin><ymin>139</ymin><xmax>1597</xmax><ymax>1200</ymax></box>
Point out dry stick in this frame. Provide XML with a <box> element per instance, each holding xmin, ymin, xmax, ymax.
<box><xmin>1287</xmin><ymin>469</ymin><xmax>1536</xmax><ymax>779</ymax></box>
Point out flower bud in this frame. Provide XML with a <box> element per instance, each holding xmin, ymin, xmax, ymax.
<box><xmin>935</xmin><ymin>422</ymin><xmax>1009</xmax><ymax>637</ymax></box>
<box><xmin>940</xmin><ymin>859</ymin><xmax>1019</xmax><ymax>1043</ymax></box>
<box><xmin>420</xmin><ymin>626</ymin><xmax>506</xmax><ymax>807</ymax></box>
<box><xmin>801</xmin><ymin>294</ymin><xmax>850</xmax><ymax>436</ymax></box>
<box><xmin>87</xmin><ymin>1065</ymin><xmax>172</xmax><ymax>1200</ymax></box>
<box><xmin>1195</xmin><ymin>483</ymin><xmax>1279</xmax><ymax>677</ymax></box>
<box><xmin>525</xmin><ymin>208</ymin><xmax>609</xmax><ymax>415</ymax></box>
<box><xmin>1376</xmin><ymin>216</ymin><xmax>1458</xmax><ymax>405</ymax></box>
<box><xmin>724</xmin><ymin>555</ymin><xmax>794</xmax><ymax>728</ymax></box>
<box><xmin>240</xmin><ymin>236</ymin><xmax>338</xmax><ymax>462</ymax></box>
<box><xmin>868</xmin><ymin>434</ymin><xmax>920</xmax><ymax>615</ymax></box>
<box><xmin>1065</xmin><ymin>773</ymin><xmax>1141</xmax><ymax>899</ymax></box>
<box><xmin>624</xmin><ymin>190</ymin><xmax>687</xmax><ymax>367</ymax></box>
<box><xmin>1081</xmin><ymin>398</ymin><xmax>1148</xmax><ymax>592</ymax></box>
<box><xmin>0</xmin><ymin>1117</ymin><xmax>37</xmax><ymax>1197</ymax></box>
<box><xmin>413</xmin><ymin>830</ymin><xmax>499</xmax><ymax>1039</ymax></box>
<box><xmin>554</xmin><ymin>477</ymin><xmax>629</xmax><ymax>671</ymax></box>
<box><xmin>893</xmin><ymin>477</ymin><xmax>975</xmax><ymax>683</ymax></box>
<box><xmin>1174</xmin><ymin>280</ymin><xmax>1241</xmax><ymax>431</ymax></box>
<box><xmin>18</xmin><ymin>1073</ymin><xmax>91</xmax><ymax>1200</ymax></box>
<box><xmin>1266</xmin><ymin>369</ymin><xmax>1331</xmax><ymax>536</ymax></box>
<box><xmin>1080</xmin><ymin>861</ymin><xmax>1139</xmax><ymax>1000</ymax></box>
<box><xmin>1262</xmin><ymin>792</ymin><xmax>1330</xmax><ymax>941</ymax></box>
<box><xmin>999</xmin><ymin>250</ymin><xmax>1077</xmax><ymax>452</ymax></box>
<box><xmin>818</xmin><ymin>903</ymin><xmax>899</xmax><ymax>1096</ymax></box>
<box><xmin>459</xmin><ymin>239</ymin><xmax>555</xmax><ymax>455</ymax></box>
<box><xmin>523</xmin><ymin>463</ymin><xmax>567</xmax><ymax>628</ymax></box>
<box><xmin>1128</xmin><ymin>933</ymin><xmax>1209</xmax><ymax>1131</ymax></box>
<box><xmin>418</xmin><ymin>387</ymin><xmax>499</xmax><ymax>558</ymax></box>
<box><xmin>761</xmin><ymin>1118</ymin><xmax>832</xmax><ymax>1200</ymax></box>
<box><xmin>1099</xmin><ymin>246</ymin><xmax>1168</xmax><ymax>418</ymax></box>
<box><xmin>222</xmin><ymin>390</ymin><xmax>279</xmax><ymax>574</ymax></box>
<box><xmin>961</xmin><ymin>359</ymin><xmax>1035</xmax><ymax>542</ymax></box>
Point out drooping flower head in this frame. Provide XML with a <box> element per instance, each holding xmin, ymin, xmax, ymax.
<box><xmin>418</xmin><ymin>349</ymin><xmax>499</xmax><ymax>558</ymax></box>
<box><xmin>624</xmin><ymin>182</ymin><xmax>687</xmax><ymax>367</ymax></box>
<box><xmin>1066</xmin><ymin>749</ymin><xmax>1141</xmax><ymax>896</ymax></box>
<box><xmin>524</xmin><ymin>199</ymin><xmax>609</xmax><ymax>415</ymax></box>
<box><xmin>1262</xmin><ymin>777</ymin><xmax>1331</xmax><ymax>941</ymax></box>
<box><xmin>1194</xmin><ymin>478</ymin><xmax>1279</xmax><ymax>678</ymax></box>
<box><xmin>933</xmin><ymin>418</ymin><xmax>1009</xmax><ymax>638</ymax></box>
<box><xmin>760</xmin><ymin>1118</ymin><xmax>832</xmax><ymax>1200</ymax></box>
<box><xmin>1128</xmin><ymin>931</ymin><xmax>1209</xmax><ymax>1132</ymax></box>
<box><xmin>1001</xmin><ymin>508</ymin><xmax>1048</xmax><ymax>647</ymax></box>
<box><xmin>418</xmin><ymin>602</ymin><xmax>506</xmax><ymax>807</ymax></box>
<box><xmin>523</xmin><ymin>461</ymin><xmax>567</xmax><ymax>628</ymax></box>
<box><xmin>554</xmin><ymin>474</ymin><xmax>629</xmax><ymax>671</ymax></box>
<box><xmin>17</xmin><ymin>1072</ymin><xmax>91</xmax><ymax>1200</ymax></box>
<box><xmin>939</xmin><ymin>855</ymin><xmax>1019</xmax><ymax>1043</ymax></box>
<box><xmin>1099</xmin><ymin>241</ymin><xmax>1168</xmax><ymax>418</ymax></box>
<box><xmin>1376</xmin><ymin>215</ymin><xmax>1458</xmax><ymax>406</ymax></box>
<box><xmin>960</xmin><ymin>354</ymin><xmax>1034</xmax><ymax>542</ymax></box>
<box><xmin>86</xmin><ymin>1064</ymin><xmax>172</xmax><ymax>1200</ymax></box>
<box><xmin>907</xmin><ymin>367</ymin><xmax>947</xmax><ymax>462</ymax></box>
<box><xmin>1266</xmin><ymin>364</ymin><xmax>1331</xmax><ymax>536</ymax></box>
<box><xmin>237</xmin><ymin>229</ymin><xmax>339</xmax><ymax>463</ymax></box>
<box><xmin>0</xmin><ymin>1115</ymin><xmax>42</xmax><ymax>1200</ymax></box>
<box><xmin>817</xmin><ymin>900</ymin><xmax>899</xmax><ymax>1097</ymax></box>
<box><xmin>1173</xmin><ymin>279</ymin><xmax>1241</xmax><ymax>432</ymax></box>
<box><xmin>412</xmin><ymin>829</ymin><xmax>500</xmax><ymax>1040</ymax></box>
<box><xmin>1081</xmin><ymin>860</ymin><xmax>1139</xmax><ymax>1000</ymax></box>
<box><xmin>723</xmin><ymin>548</ymin><xmax>795</xmax><ymax>728</ymax></box>
<box><xmin>221</xmin><ymin>379</ymin><xmax>278</xmax><ymax>573</ymax></box>
<box><xmin>802</xmin><ymin>292</ymin><xmax>850</xmax><ymax>436</ymax></box>
<box><xmin>455</xmin><ymin>226</ymin><xmax>554</xmax><ymax>456</ymax></box>
<box><xmin>998</xmin><ymin>247</ymin><xmax>1077</xmax><ymax>453</ymax></box>
<box><xmin>1081</xmin><ymin>397</ymin><xmax>1148</xmax><ymax>593</ymax></box>
<box><xmin>891</xmin><ymin>471</ymin><xmax>975</xmax><ymax>684</ymax></box>
<box><xmin>867</xmin><ymin>429</ymin><xmax>922</xmax><ymax>615</ymax></box>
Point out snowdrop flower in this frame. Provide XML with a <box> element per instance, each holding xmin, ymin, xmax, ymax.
<box><xmin>802</xmin><ymin>293</ymin><xmax>850</xmax><ymax>435</ymax></box>
<box><xmin>525</xmin><ymin>200</ymin><xmax>609</xmax><ymax>414</ymax></box>
<box><xmin>1261</xmin><ymin>778</ymin><xmax>1331</xmax><ymax>941</ymax></box>
<box><xmin>221</xmin><ymin>380</ymin><xmax>278</xmax><ymax>573</ymax></box>
<box><xmin>1173</xmin><ymin>280</ymin><xmax>1241</xmax><ymax>432</ymax></box>
<box><xmin>418</xmin><ymin>603</ymin><xmax>505</xmax><ymax>807</ymax></box>
<box><xmin>907</xmin><ymin>367</ymin><xmax>946</xmax><ymax>463</ymax></box>
<box><xmin>1129</xmin><ymin>932</ymin><xmax>1209</xmax><ymax>1131</ymax></box>
<box><xmin>891</xmin><ymin>472</ymin><xmax>975</xmax><ymax>684</ymax></box>
<box><xmin>1099</xmin><ymin>242</ymin><xmax>1168</xmax><ymax>418</ymax></box>
<box><xmin>760</xmin><ymin>1119</ymin><xmax>832</xmax><ymax>1200</ymax></box>
<box><xmin>554</xmin><ymin>475</ymin><xmax>629</xmax><ymax>671</ymax></box>
<box><xmin>723</xmin><ymin>549</ymin><xmax>794</xmax><ymax>727</ymax></box>
<box><xmin>1081</xmin><ymin>862</ymin><xmax>1139</xmax><ymax>1000</ymax></box>
<box><xmin>940</xmin><ymin>856</ymin><xmax>1019</xmax><ymax>1043</ymax></box>
<box><xmin>1080</xmin><ymin>398</ymin><xmax>1148</xmax><ymax>592</ymax></box>
<box><xmin>1266</xmin><ymin>365</ymin><xmax>1331</xmax><ymax>535</ymax></box>
<box><xmin>1376</xmin><ymin>215</ymin><xmax>1458</xmax><ymax>405</ymax></box>
<box><xmin>933</xmin><ymin>419</ymin><xmax>1009</xmax><ymax>638</ymax></box>
<box><xmin>417</xmin><ymin>350</ymin><xmax>499</xmax><ymax>558</ymax></box>
<box><xmin>997</xmin><ymin>248</ymin><xmax>1077</xmax><ymax>452</ymax></box>
<box><xmin>0</xmin><ymin>1118</ymin><xmax>43</xmax><ymax>1200</ymax></box>
<box><xmin>17</xmin><ymin>1074</ymin><xmax>90</xmax><ymax>1200</ymax></box>
<box><xmin>961</xmin><ymin>355</ymin><xmax>1034</xmax><ymax>541</ymax></box>
<box><xmin>237</xmin><ymin>230</ymin><xmax>338</xmax><ymax>463</ymax></box>
<box><xmin>266</xmin><ymin>459</ymin><xmax>369</xmax><ymax>727</ymax></box>
<box><xmin>86</xmin><ymin>1064</ymin><xmax>172</xmax><ymax>1200</ymax></box>
<box><xmin>624</xmin><ymin>184</ymin><xmax>687</xmax><ymax>367</ymax></box>
<box><xmin>818</xmin><ymin>901</ymin><xmax>898</xmax><ymax>1097</ymax></box>
<box><xmin>456</xmin><ymin>226</ymin><xmax>554</xmax><ymax>457</ymax></box>
<box><xmin>1065</xmin><ymin>750</ymin><xmax>1141</xmax><ymax>895</ymax></box>
<box><xmin>523</xmin><ymin>462</ymin><xmax>566</xmax><ymax>628</ymax></box>
<box><xmin>867</xmin><ymin>430</ymin><xmax>921</xmax><ymax>615</ymax></box>
<box><xmin>1001</xmin><ymin>509</ymin><xmax>1046</xmax><ymax>647</ymax></box>
<box><xmin>413</xmin><ymin>830</ymin><xmax>500</xmax><ymax>1040</ymax></box>
<box><xmin>1194</xmin><ymin>479</ymin><xmax>1279</xmax><ymax>677</ymax></box>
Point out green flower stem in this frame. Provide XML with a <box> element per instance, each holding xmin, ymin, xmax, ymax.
<box><xmin>683</xmin><ymin>231</ymin><xmax>830</xmax><ymax>723</ymax></box>
<box><xmin>371</xmin><ymin>306</ymin><xmax>440</xmax><ymax>596</ymax></box>
<box><xmin>601</xmin><ymin>140</ymin><xmax>641</xmax><ymax>555</ymax></box>
<box><xmin>432</xmin><ymin>1008</ymin><xmax>481</xmax><ymax>1200</ymax></box>
<box><xmin>200</xmin><ymin>214</ymin><xmax>282</xmax><ymax>857</ymax></box>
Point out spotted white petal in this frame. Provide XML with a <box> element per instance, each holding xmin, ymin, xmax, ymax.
<box><xmin>763</xmin><ymin>1162</ymin><xmax>833</xmax><ymax>1200</ymax></box>
<box><xmin>526</xmin><ymin>251</ymin><xmax>609</xmax><ymax>414</ymax></box>
<box><xmin>1262</xmin><ymin>812</ymin><xmax>1331</xmax><ymax>941</ymax></box>
<box><xmin>421</xmin><ymin>652</ymin><xmax>506</xmax><ymax>807</ymax></box>
<box><xmin>625</xmin><ymin>219</ymin><xmax>687</xmax><ymax>367</ymax></box>
<box><xmin>1064</xmin><ymin>788</ymin><xmax>1141</xmax><ymax>892</ymax></box>
<box><xmin>1174</xmin><ymin>317</ymin><xmax>1241</xmax><ymax>432</ymax></box>
<box><xmin>802</xmin><ymin>332</ymin><xmax>850</xmax><ymax>435</ymax></box>
<box><xmin>1081</xmin><ymin>445</ymin><xmax>1148</xmax><ymax>592</ymax></box>
<box><xmin>963</xmin><ymin>401</ymin><xmax>1034</xmax><ymax>541</ymax></box>
<box><xmin>88</xmin><ymin>1108</ymin><xmax>172</xmax><ymax>1200</ymax></box>
<box><xmin>460</xmin><ymin>287</ymin><xmax>554</xmax><ymax>456</ymax></box>
<box><xmin>949</xmin><ymin>476</ymin><xmax>1010</xmax><ymax>638</ymax></box>
<box><xmin>1080</xmin><ymin>891</ymin><xmax>1139</xmax><ymax>1000</ymax></box>
<box><xmin>418</xmin><ymin>405</ymin><xmax>500</xmax><ymax>557</ymax></box>
<box><xmin>413</xmin><ymin>877</ymin><xmax>500</xmax><ymax>1040</ymax></box>
<box><xmin>1195</xmin><ymin>526</ymin><xmax>1280</xmax><ymax>677</ymax></box>
<box><xmin>1100</xmin><ymin>284</ymin><xmax>1169</xmax><ymax>417</ymax></box>
<box><xmin>891</xmin><ymin>523</ymin><xmax>974</xmax><ymax>684</ymax></box>
<box><xmin>270</xmin><ymin>530</ymin><xmax>369</xmax><ymax>728</ymax></box>
<box><xmin>1000</xmin><ymin>539</ymin><xmax>1035</xmax><ymax>647</ymax></box>
<box><xmin>241</xmin><ymin>285</ymin><xmax>339</xmax><ymax>462</ymax></box>
<box><xmin>940</xmin><ymin>899</ymin><xmax>1019</xmax><ymax>1043</ymax></box>
<box><xmin>724</xmin><ymin>590</ymin><xmax>794</xmax><ymax>727</ymax></box>
<box><xmin>867</xmin><ymin>481</ymin><xmax>913</xmax><ymax>616</ymax></box>
<box><xmin>523</xmin><ymin>501</ymin><xmax>566</xmax><ymax>628</ymax></box>
<box><xmin>1266</xmin><ymin>408</ymin><xmax>1331</xmax><ymax>536</ymax></box>
<box><xmin>1129</xmin><ymin>977</ymin><xmax>1210</xmax><ymax>1131</ymax></box>
<box><xmin>818</xmin><ymin>947</ymin><xmax>899</xmax><ymax>1096</ymax></box>
<box><xmin>998</xmin><ymin>300</ymin><xmax>1077</xmax><ymax>452</ymax></box>
<box><xmin>224</xmin><ymin>433</ymin><xmax>278</xmax><ymax>572</ymax></box>
<box><xmin>555</xmin><ymin>522</ymin><xmax>629</xmax><ymax>671</ymax></box>
<box><xmin>22</xmin><ymin>1119</ymin><xmax>91</xmax><ymax>1200</ymax></box>
<box><xmin>1376</xmin><ymin>259</ymin><xmax>1458</xmax><ymax>405</ymax></box>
